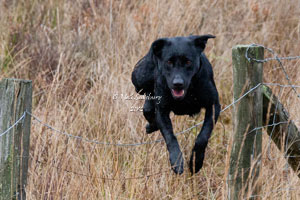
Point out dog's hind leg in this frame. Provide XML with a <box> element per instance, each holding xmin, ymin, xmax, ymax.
<box><xmin>143</xmin><ymin>98</ymin><xmax>158</xmax><ymax>134</ymax></box>
<box><xmin>189</xmin><ymin>105</ymin><xmax>214</xmax><ymax>174</ymax></box>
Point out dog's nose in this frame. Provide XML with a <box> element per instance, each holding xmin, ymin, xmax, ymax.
<box><xmin>173</xmin><ymin>77</ymin><xmax>184</xmax><ymax>88</ymax></box>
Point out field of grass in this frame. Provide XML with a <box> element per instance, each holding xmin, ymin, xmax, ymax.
<box><xmin>1</xmin><ymin>0</ymin><xmax>300</xmax><ymax>199</ymax></box>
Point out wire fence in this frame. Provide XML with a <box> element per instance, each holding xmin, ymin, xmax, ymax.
<box><xmin>0</xmin><ymin>44</ymin><xmax>300</xmax><ymax>194</ymax></box>
<box><xmin>1</xmin><ymin>83</ymin><xmax>299</xmax><ymax>146</ymax></box>
<box><xmin>245</xmin><ymin>44</ymin><xmax>300</xmax><ymax>199</ymax></box>
<box><xmin>0</xmin><ymin>82</ymin><xmax>280</xmax><ymax>146</ymax></box>
<box><xmin>0</xmin><ymin>82</ymin><xmax>263</xmax><ymax>146</ymax></box>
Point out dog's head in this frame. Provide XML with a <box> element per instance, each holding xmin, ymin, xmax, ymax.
<box><xmin>151</xmin><ymin>35</ymin><xmax>215</xmax><ymax>100</ymax></box>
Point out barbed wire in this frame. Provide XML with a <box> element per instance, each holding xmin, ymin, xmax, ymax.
<box><xmin>0</xmin><ymin>82</ymin><xmax>263</xmax><ymax>146</ymax></box>
<box><xmin>246</xmin><ymin>43</ymin><xmax>300</xmax><ymax>98</ymax></box>
<box><xmin>263</xmin><ymin>83</ymin><xmax>300</xmax><ymax>88</ymax></box>
<box><xmin>0</xmin><ymin>112</ymin><xmax>26</xmax><ymax>137</ymax></box>
<box><xmin>245</xmin><ymin>44</ymin><xmax>300</xmax><ymax>63</ymax></box>
<box><xmin>1</xmin><ymin>82</ymin><xmax>299</xmax><ymax>146</ymax></box>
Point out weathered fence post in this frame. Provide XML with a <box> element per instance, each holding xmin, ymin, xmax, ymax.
<box><xmin>228</xmin><ymin>45</ymin><xmax>264</xmax><ymax>199</ymax></box>
<box><xmin>0</xmin><ymin>78</ymin><xmax>32</xmax><ymax>200</ymax></box>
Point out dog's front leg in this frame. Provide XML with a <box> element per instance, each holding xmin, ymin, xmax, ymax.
<box><xmin>156</xmin><ymin>109</ymin><xmax>184</xmax><ymax>174</ymax></box>
<box><xmin>189</xmin><ymin>105</ymin><xmax>214</xmax><ymax>174</ymax></box>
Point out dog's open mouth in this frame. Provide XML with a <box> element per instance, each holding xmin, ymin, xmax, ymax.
<box><xmin>171</xmin><ymin>89</ymin><xmax>185</xmax><ymax>98</ymax></box>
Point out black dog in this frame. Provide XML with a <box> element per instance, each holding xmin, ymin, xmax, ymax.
<box><xmin>131</xmin><ymin>35</ymin><xmax>220</xmax><ymax>174</ymax></box>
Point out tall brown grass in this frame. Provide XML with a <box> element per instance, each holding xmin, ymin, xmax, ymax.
<box><xmin>1</xmin><ymin>0</ymin><xmax>300</xmax><ymax>199</ymax></box>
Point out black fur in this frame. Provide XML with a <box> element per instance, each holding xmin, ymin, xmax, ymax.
<box><xmin>131</xmin><ymin>35</ymin><xmax>220</xmax><ymax>174</ymax></box>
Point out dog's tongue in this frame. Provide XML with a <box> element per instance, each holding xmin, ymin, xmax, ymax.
<box><xmin>172</xmin><ymin>89</ymin><xmax>185</xmax><ymax>97</ymax></box>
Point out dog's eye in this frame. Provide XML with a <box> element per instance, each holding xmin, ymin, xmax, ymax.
<box><xmin>167</xmin><ymin>60</ymin><xmax>173</xmax><ymax>65</ymax></box>
<box><xmin>186</xmin><ymin>60</ymin><xmax>192</xmax><ymax>65</ymax></box>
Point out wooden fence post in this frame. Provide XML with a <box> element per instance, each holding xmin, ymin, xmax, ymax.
<box><xmin>0</xmin><ymin>78</ymin><xmax>32</xmax><ymax>200</ymax></box>
<box><xmin>228</xmin><ymin>45</ymin><xmax>264</xmax><ymax>199</ymax></box>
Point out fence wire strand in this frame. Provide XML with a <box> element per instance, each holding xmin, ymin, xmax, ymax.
<box><xmin>0</xmin><ymin>112</ymin><xmax>26</xmax><ymax>137</ymax></box>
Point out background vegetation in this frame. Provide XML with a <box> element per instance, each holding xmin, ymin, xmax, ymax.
<box><xmin>0</xmin><ymin>0</ymin><xmax>300</xmax><ymax>199</ymax></box>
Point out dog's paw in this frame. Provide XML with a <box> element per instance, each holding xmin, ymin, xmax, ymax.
<box><xmin>146</xmin><ymin>123</ymin><xmax>159</xmax><ymax>134</ymax></box>
<box><xmin>189</xmin><ymin>149</ymin><xmax>205</xmax><ymax>174</ymax></box>
<box><xmin>169</xmin><ymin>151</ymin><xmax>184</xmax><ymax>174</ymax></box>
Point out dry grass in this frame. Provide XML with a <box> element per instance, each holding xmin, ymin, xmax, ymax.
<box><xmin>0</xmin><ymin>0</ymin><xmax>300</xmax><ymax>199</ymax></box>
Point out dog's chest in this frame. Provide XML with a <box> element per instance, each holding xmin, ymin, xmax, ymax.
<box><xmin>170</xmin><ymin>95</ymin><xmax>201</xmax><ymax>116</ymax></box>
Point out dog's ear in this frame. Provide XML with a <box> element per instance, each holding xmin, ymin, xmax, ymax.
<box><xmin>151</xmin><ymin>38</ymin><xmax>167</xmax><ymax>58</ymax></box>
<box><xmin>192</xmin><ymin>34</ymin><xmax>215</xmax><ymax>51</ymax></box>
